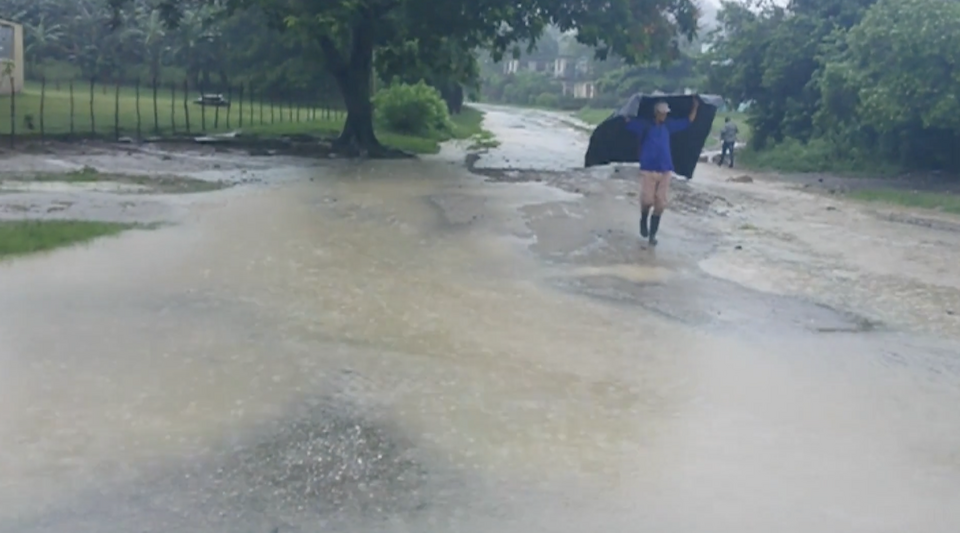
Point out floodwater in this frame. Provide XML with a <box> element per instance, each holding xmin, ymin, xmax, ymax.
<box><xmin>1</xmin><ymin>106</ymin><xmax>959</xmax><ymax>532</ymax></box>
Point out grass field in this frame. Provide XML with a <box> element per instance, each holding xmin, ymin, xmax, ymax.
<box><xmin>847</xmin><ymin>189</ymin><xmax>960</xmax><ymax>215</ymax></box>
<box><xmin>0</xmin><ymin>82</ymin><xmax>488</xmax><ymax>154</ymax></box>
<box><xmin>0</xmin><ymin>81</ymin><xmax>339</xmax><ymax>138</ymax></box>
<box><xmin>574</xmin><ymin>107</ymin><xmax>612</xmax><ymax>125</ymax></box>
<box><xmin>244</xmin><ymin>105</ymin><xmax>489</xmax><ymax>154</ymax></box>
<box><xmin>0</xmin><ymin>220</ymin><xmax>140</xmax><ymax>259</ymax></box>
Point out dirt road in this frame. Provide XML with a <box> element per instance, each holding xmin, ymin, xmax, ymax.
<box><xmin>1</xmin><ymin>106</ymin><xmax>958</xmax><ymax>533</ymax></box>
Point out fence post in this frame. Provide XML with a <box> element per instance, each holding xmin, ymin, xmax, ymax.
<box><xmin>270</xmin><ymin>96</ymin><xmax>275</xmax><ymax>124</ymax></box>
<box><xmin>135</xmin><ymin>78</ymin><xmax>142</xmax><ymax>140</ymax></box>
<box><xmin>259</xmin><ymin>91</ymin><xmax>263</xmax><ymax>125</ymax></box>
<box><xmin>152</xmin><ymin>76</ymin><xmax>159</xmax><ymax>136</ymax></box>
<box><xmin>199</xmin><ymin>81</ymin><xmax>206</xmax><ymax>132</ymax></box>
<box><xmin>114</xmin><ymin>80</ymin><xmax>121</xmax><ymax>140</ymax></box>
<box><xmin>296</xmin><ymin>96</ymin><xmax>300</xmax><ymax>122</ymax></box>
<box><xmin>249</xmin><ymin>82</ymin><xmax>254</xmax><ymax>125</ymax></box>
<box><xmin>39</xmin><ymin>76</ymin><xmax>46</xmax><ymax>141</ymax></box>
<box><xmin>69</xmin><ymin>80</ymin><xmax>75</xmax><ymax>137</ymax></box>
<box><xmin>225</xmin><ymin>84</ymin><xmax>232</xmax><ymax>129</ymax></box>
<box><xmin>238</xmin><ymin>83</ymin><xmax>244</xmax><ymax>129</ymax></box>
<box><xmin>89</xmin><ymin>78</ymin><xmax>96</xmax><ymax>136</ymax></box>
<box><xmin>183</xmin><ymin>79</ymin><xmax>191</xmax><ymax>134</ymax></box>
<box><xmin>170</xmin><ymin>82</ymin><xmax>176</xmax><ymax>134</ymax></box>
<box><xmin>9</xmin><ymin>75</ymin><xmax>14</xmax><ymax>148</ymax></box>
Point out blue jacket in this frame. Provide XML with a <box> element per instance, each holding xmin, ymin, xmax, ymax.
<box><xmin>626</xmin><ymin>117</ymin><xmax>691</xmax><ymax>172</ymax></box>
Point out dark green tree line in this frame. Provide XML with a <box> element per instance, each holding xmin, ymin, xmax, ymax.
<box><xmin>705</xmin><ymin>0</ymin><xmax>960</xmax><ymax>173</ymax></box>
<box><xmin>107</xmin><ymin>0</ymin><xmax>700</xmax><ymax>155</ymax></box>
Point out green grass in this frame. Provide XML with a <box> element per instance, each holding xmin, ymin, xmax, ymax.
<box><xmin>574</xmin><ymin>107</ymin><xmax>612</xmax><ymax>125</ymax></box>
<box><xmin>738</xmin><ymin>138</ymin><xmax>899</xmax><ymax>176</ymax></box>
<box><xmin>1</xmin><ymin>165</ymin><xmax>226</xmax><ymax>193</ymax></box>
<box><xmin>31</xmin><ymin>166</ymin><xmax>104</xmax><ymax>182</ymax></box>
<box><xmin>0</xmin><ymin>220</ymin><xmax>140</xmax><ymax>258</ymax></box>
<box><xmin>847</xmin><ymin>189</ymin><xmax>960</xmax><ymax>214</ymax></box>
<box><xmin>0</xmin><ymin>81</ymin><xmax>339</xmax><ymax>138</ymax></box>
<box><xmin>244</xmin><ymin>105</ymin><xmax>492</xmax><ymax>154</ymax></box>
<box><xmin>0</xmin><ymin>83</ymin><xmax>493</xmax><ymax>155</ymax></box>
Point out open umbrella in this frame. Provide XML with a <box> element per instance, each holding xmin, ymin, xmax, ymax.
<box><xmin>583</xmin><ymin>93</ymin><xmax>723</xmax><ymax>179</ymax></box>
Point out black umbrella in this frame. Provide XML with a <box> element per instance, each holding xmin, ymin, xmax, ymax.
<box><xmin>584</xmin><ymin>93</ymin><xmax>722</xmax><ymax>179</ymax></box>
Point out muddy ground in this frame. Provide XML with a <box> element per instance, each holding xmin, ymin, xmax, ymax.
<box><xmin>0</xmin><ymin>105</ymin><xmax>958</xmax><ymax>533</ymax></box>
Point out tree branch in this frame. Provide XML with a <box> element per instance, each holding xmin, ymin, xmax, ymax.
<box><xmin>319</xmin><ymin>35</ymin><xmax>347</xmax><ymax>75</ymax></box>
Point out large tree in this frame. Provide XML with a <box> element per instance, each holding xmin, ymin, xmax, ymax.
<box><xmin>112</xmin><ymin>0</ymin><xmax>699</xmax><ymax>156</ymax></box>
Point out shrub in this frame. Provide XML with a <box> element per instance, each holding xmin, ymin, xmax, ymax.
<box><xmin>373</xmin><ymin>81</ymin><xmax>451</xmax><ymax>136</ymax></box>
<box><xmin>534</xmin><ymin>92</ymin><xmax>560</xmax><ymax>108</ymax></box>
<box><xmin>739</xmin><ymin>137</ymin><xmax>897</xmax><ymax>175</ymax></box>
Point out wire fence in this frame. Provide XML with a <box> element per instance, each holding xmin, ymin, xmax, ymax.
<box><xmin>0</xmin><ymin>76</ymin><xmax>346</xmax><ymax>147</ymax></box>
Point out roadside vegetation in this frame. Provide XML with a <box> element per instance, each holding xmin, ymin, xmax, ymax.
<box><xmin>0</xmin><ymin>220</ymin><xmax>141</xmax><ymax>259</ymax></box>
<box><xmin>245</xmin><ymin>83</ymin><xmax>490</xmax><ymax>154</ymax></box>
<box><xmin>847</xmin><ymin>190</ymin><xmax>960</xmax><ymax>215</ymax></box>
<box><xmin>0</xmin><ymin>80</ymin><xmax>489</xmax><ymax>155</ymax></box>
<box><xmin>704</xmin><ymin>0</ymin><xmax>960</xmax><ymax>177</ymax></box>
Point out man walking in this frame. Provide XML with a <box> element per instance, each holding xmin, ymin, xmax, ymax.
<box><xmin>718</xmin><ymin>116</ymin><xmax>739</xmax><ymax>168</ymax></box>
<box><xmin>624</xmin><ymin>97</ymin><xmax>699</xmax><ymax>246</ymax></box>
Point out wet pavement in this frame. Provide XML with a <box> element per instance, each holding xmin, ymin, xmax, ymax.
<box><xmin>1</xmin><ymin>105</ymin><xmax>959</xmax><ymax>532</ymax></box>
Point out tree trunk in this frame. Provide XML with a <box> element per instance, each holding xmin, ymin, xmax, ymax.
<box><xmin>320</xmin><ymin>16</ymin><xmax>411</xmax><ymax>158</ymax></box>
<box><xmin>334</xmin><ymin>73</ymin><xmax>381</xmax><ymax>155</ymax></box>
<box><xmin>330</xmin><ymin>22</ymin><xmax>383</xmax><ymax>156</ymax></box>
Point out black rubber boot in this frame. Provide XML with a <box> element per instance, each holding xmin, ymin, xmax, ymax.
<box><xmin>639</xmin><ymin>207</ymin><xmax>650</xmax><ymax>238</ymax></box>
<box><xmin>648</xmin><ymin>214</ymin><xmax>661</xmax><ymax>246</ymax></box>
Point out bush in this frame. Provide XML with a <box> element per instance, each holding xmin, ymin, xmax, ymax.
<box><xmin>373</xmin><ymin>81</ymin><xmax>451</xmax><ymax>136</ymax></box>
<box><xmin>534</xmin><ymin>92</ymin><xmax>560</xmax><ymax>108</ymax></box>
<box><xmin>739</xmin><ymin>137</ymin><xmax>897</xmax><ymax>175</ymax></box>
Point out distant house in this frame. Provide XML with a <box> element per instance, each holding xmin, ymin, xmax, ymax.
<box><xmin>0</xmin><ymin>19</ymin><xmax>23</xmax><ymax>95</ymax></box>
<box><xmin>498</xmin><ymin>50</ymin><xmax>599</xmax><ymax>100</ymax></box>
<box><xmin>554</xmin><ymin>55</ymin><xmax>597</xmax><ymax>99</ymax></box>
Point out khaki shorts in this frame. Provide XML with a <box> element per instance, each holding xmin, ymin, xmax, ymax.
<box><xmin>640</xmin><ymin>170</ymin><xmax>671</xmax><ymax>213</ymax></box>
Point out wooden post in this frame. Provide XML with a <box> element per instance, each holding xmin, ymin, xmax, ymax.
<box><xmin>9</xmin><ymin>75</ymin><xmax>14</xmax><ymax>147</ymax></box>
<box><xmin>238</xmin><ymin>83</ymin><xmax>244</xmax><ymax>129</ymax></box>
<box><xmin>259</xmin><ymin>91</ymin><xmax>263</xmax><ymax>125</ymax></box>
<box><xmin>270</xmin><ymin>96</ymin><xmax>275</xmax><ymax>124</ymax></box>
<box><xmin>152</xmin><ymin>77</ymin><xmax>159</xmax><ymax>135</ymax></box>
<box><xmin>170</xmin><ymin>82</ymin><xmax>176</xmax><ymax>134</ymax></box>
<box><xmin>199</xmin><ymin>81</ymin><xmax>206</xmax><ymax>132</ymax></box>
<box><xmin>225</xmin><ymin>84</ymin><xmax>232</xmax><ymax>129</ymax></box>
<box><xmin>115</xmin><ymin>80</ymin><xmax>121</xmax><ymax>140</ymax></box>
<box><xmin>135</xmin><ymin>78</ymin><xmax>142</xmax><ymax>139</ymax></box>
<box><xmin>89</xmin><ymin>78</ymin><xmax>96</xmax><ymax>135</ymax></box>
<box><xmin>183</xmin><ymin>79</ymin><xmax>191</xmax><ymax>134</ymax></box>
<box><xmin>250</xmin><ymin>82</ymin><xmax>255</xmax><ymax>125</ymax></box>
<box><xmin>39</xmin><ymin>76</ymin><xmax>46</xmax><ymax>141</ymax></box>
<box><xmin>69</xmin><ymin>80</ymin><xmax>75</xmax><ymax>137</ymax></box>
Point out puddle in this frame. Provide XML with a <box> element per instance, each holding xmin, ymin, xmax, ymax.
<box><xmin>0</xmin><ymin>111</ymin><xmax>959</xmax><ymax>532</ymax></box>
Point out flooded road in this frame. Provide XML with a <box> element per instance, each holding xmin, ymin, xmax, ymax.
<box><xmin>1</xmin><ymin>106</ymin><xmax>959</xmax><ymax>532</ymax></box>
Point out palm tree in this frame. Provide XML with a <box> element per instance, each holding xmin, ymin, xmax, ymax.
<box><xmin>23</xmin><ymin>14</ymin><xmax>65</xmax><ymax>75</ymax></box>
<box><xmin>124</xmin><ymin>7</ymin><xmax>168</xmax><ymax>81</ymax></box>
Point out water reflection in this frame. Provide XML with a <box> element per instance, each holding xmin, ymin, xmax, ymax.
<box><xmin>0</xmin><ymin>157</ymin><xmax>958</xmax><ymax>532</ymax></box>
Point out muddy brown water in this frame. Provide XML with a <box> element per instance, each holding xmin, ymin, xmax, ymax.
<box><xmin>0</xmin><ymin>106</ymin><xmax>959</xmax><ymax>532</ymax></box>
